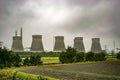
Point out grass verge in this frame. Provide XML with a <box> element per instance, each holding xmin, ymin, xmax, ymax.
<box><xmin>0</xmin><ymin>69</ymin><xmax>58</xmax><ymax>80</ymax></box>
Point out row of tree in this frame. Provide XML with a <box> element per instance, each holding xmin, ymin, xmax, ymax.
<box><xmin>0</xmin><ymin>48</ymin><xmax>42</xmax><ymax>69</ymax></box>
<box><xmin>0</xmin><ymin>47</ymin><xmax>120</xmax><ymax>68</ymax></box>
<box><xmin>59</xmin><ymin>47</ymin><xmax>106</xmax><ymax>63</ymax></box>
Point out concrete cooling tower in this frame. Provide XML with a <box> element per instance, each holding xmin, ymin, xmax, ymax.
<box><xmin>73</xmin><ymin>37</ymin><xmax>85</xmax><ymax>52</ymax></box>
<box><xmin>53</xmin><ymin>36</ymin><xmax>65</xmax><ymax>52</ymax></box>
<box><xmin>31</xmin><ymin>35</ymin><xmax>44</xmax><ymax>51</ymax></box>
<box><xmin>11</xmin><ymin>28</ymin><xmax>23</xmax><ymax>51</ymax></box>
<box><xmin>91</xmin><ymin>38</ymin><xmax>102</xmax><ymax>53</ymax></box>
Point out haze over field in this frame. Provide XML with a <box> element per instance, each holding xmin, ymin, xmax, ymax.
<box><xmin>0</xmin><ymin>0</ymin><xmax>120</xmax><ymax>52</ymax></box>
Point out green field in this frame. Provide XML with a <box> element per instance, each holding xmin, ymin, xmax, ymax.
<box><xmin>41</xmin><ymin>57</ymin><xmax>59</xmax><ymax>64</ymax></box>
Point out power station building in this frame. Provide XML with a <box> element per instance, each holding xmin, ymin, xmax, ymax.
<box><xmin>30</xmin><ymin>35</ymin><xmax>44</xmax><ymax>52</ymax></box>
<box><xmin>73</xmin><ymin>37</ymin><xmax>85</xmax><ymax>52</ymax></box>
<box><xmin>91</xmin><ymin>38</ymin><xmax>102</xmax><ymax>53</ymax></box>
<box><xmin>11</xmin><ymin>28</ymin><xmax>24</xmax><ymax>52</ymax></box>
<box><xmin>53</xmin><ymin>36</ymin><xmax>65</xmax><ymax>52</ymax></box>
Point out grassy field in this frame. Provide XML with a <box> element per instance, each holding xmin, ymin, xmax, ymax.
<box><xmin>22</xmin><ymin>60</ymin><xmax>120</xmax><ymax>80</ymax></box>
<box><xmin>41</xmin><ymin>57</ymin><xmax>59</xmax><ymax>64</ymax></box>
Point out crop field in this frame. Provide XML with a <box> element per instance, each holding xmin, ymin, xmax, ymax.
<box><xmin>21</xmin><ymin>60</ymin><xmax>120</xmax><ymax>80</ymax></box>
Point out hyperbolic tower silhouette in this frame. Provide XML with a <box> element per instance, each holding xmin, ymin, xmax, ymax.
<box><xmin>53</xmin><ymin>36</ymin><xmax>65</xmax><ymax>52</ymax></box>
<box><xmin>11</xmin><ymin>28</ymin><xmax>24</xmax><ymax>51</ymax></box>
<box><xmin>73</xmin><ymin>37</ymin><xmax>85</xmax><ymax>52</ymax></box>
<box><xmin>30</xmin><ymin>35</ymin><xmax>44</xmax><ymax>51</ymax></box>
<box><xmin>91</xmin><ymin>38</ymin><xmax>102</xmax><ymax>53</ymax></box>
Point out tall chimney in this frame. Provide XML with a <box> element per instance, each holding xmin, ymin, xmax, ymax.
<box><xmin>73</xmin><ymin>37</ymin><xmax>85</xmax><ymax>52</ymax></box>
<box><xmin>20</xmin><ymin>27</ymin><xmax>22</xmax><ymax>39</ymax></box>
<box><xmin>15</xmin><ymin>30</ymin><xmax>17</xmax><ymax>36</ymax></box>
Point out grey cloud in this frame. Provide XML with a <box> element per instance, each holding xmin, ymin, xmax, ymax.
<box><xmin>59</xmin><ymin>0</ymin><xmax>120</xmax><ymax>38</ymax></box>
<box><xmin>0</xmin><ymin>0</ymin><xmax>120</xmax><ymax>50</ymax></box>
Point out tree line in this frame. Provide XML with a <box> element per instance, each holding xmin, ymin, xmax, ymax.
<box><xmin>0</xmin><ymin>48</ymin><xmax>42</xmax><ymax>69</ymax></box>
<box><xmin>59</xmin><ymin>47</ymin><xmax>120</xmax><ymax>63</ymax></box>
<box><xmin>0</xmin><ymin>47</ymin><xmax>120</xmax><ymax>69</ymax></box>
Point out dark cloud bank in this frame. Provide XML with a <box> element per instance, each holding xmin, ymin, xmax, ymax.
<box><xmin>0</xmin><ymin>0</ymin><xmax>120</xmax><ymax>51</ymax></box>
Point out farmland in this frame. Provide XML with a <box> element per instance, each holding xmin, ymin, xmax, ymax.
<box><xmin>22</xmin><ymin>60</ymin><xmax>120</xmax><ymax>80</ymax></box>
<box><xmin>41</xmin><ymin>57</ymin><xmax>59</xmax><ymax>64</ymax></box>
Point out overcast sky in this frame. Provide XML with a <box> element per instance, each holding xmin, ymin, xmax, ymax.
<box><xmin>0</xmin><ymin>0</ymin><xmax>120</xmax><ymax>52</ymax></box>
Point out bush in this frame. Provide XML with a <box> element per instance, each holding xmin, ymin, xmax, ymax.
<box><xmin>74</xmin><ymin>52</ymin><xmax>85</xmax><ymax>62</ymax></box>
<box><xmin>23</xmin><ymin>57</ymin><xmax>30</xmax><ymax>66</ymax></box>
<box><xmin>59</xmin><ymin>47</ymin><xmax>76</xmax><ymax>63</ymax></box>
<box><xmin>85</xmin><ymin>52</ymin><xmax>94</xmax><ymax>61</ymax></box>
<box><xmin>94</xmin><ymin>52</ymin><xmax>106</xmax><ymax>61</ymax></box>
<box><xmin>13</xmin><ymin>54</ymin><xmax>22</xmax><ymax>67</ymax></box>
<box><xmin>0</xmin><ymin>48</ymin><xmax>22</xmax><ymax>68</ymax></box>
<box><xmin>117</xmin><ymin>52</ymin><xmax>120</xmax><ymax>59</ymax></box>
<box><xmin>29</xmin><ymin>55</ymin><xmax>42</xmax><ymax>66</ymax></box>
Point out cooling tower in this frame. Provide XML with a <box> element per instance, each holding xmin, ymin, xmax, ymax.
<box><xmin>53</xmin><ymin>36</ymin><xmax>65</xmax><ymax>52</ymax></box>
<box><xmin>11</xmin><ymin>28</ymin><xmax>24</xmax><ymax>51</ymax></box>
<box><xmin>91</xmin><ymin>38</ymin><xmax>102</xmax><ymax>53</ymax></box>
<box><xmin>11</xmin><ymin>36</ymin><xmax>23</xmax><ymax>51</ymax></box>
<box><xmin>73</xmin><ymin>37</ymin><xmax>85</xmax><ymax>52</ymax></box>
<box><xmin>31</xmin><ymin>35</ymin><xmax>44</xmax><ymax>51</ymax></box>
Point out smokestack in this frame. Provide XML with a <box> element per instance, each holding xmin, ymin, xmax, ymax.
<box><xmin>20</xmin><ymin>27</ymin><xmax>22</xmax><ymax>38</ymax></box>
<box><xmin>11</xmin><ymin>36</ymin><xmax>24</xmax><ymax>51</ymax></box>
<box><xmin>91</xmin><ymin>38</ymin><xmax>102</xmax><ymax>53</ymax></box>
<box><xmin>31</xmin><ymin>35</ymin><xmax>44</xmax><ymax>52</ymax></box>
<box><xmin>73</xmin><ymin>37</ymin><xmax>85</xmax><ymax>52</ymax></box>
<box><xmin>15</xmin><ymin>30</ymin><xmax>17</xmax><ymax>36</ymax></box>
<box><xmin>53</xmin><ymin>36</ymin><xmax>65</xmax><ymax>52</ymax></box>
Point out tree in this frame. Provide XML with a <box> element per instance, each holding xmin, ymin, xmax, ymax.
<box><xmin>94</xmin><ymin>52</ymin><xmax>106</xmax><ymax>61</ymax></box>
<box><xmin>117</xmin><ymin>52</ymin><xmax>120</xmax><ymax>59</ymax></box>
<box><xmin>59</xmin><ymin>47</ymin><xmax>76</xmax><ymax>63</ymax></box>
<box><xmin>23</xmin><ymin>57</ymin><xmax>30</xmax><ymax>66</ymax></box>
<box><xmin>0</xmin><ymin>48</ymin><xmax>13</xmax><ymax>68</ymax></box>
<box><xmin>74</xmin><ymin>52</ymin><xmax>85</xmax><ymax>62</ymax></box>
<box><xmin>85</xmin><ymin>52</ymin><xmax>94</xmax><ymax>61</ymax></box>
<box><xmin>13</xmin><ymin>54</ymin><xmax>22</xmax><ymax>67</ymax></box>
<box><xmin>29</xmin><ymin>55</ymin><xmax>42</xmax><ymax>66</ymax></box>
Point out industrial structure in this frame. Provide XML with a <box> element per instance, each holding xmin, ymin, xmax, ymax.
<box><xmin>11</xmin><ymin>28</ymin><xmax>103</xmax><ymax>53</ymax></box>
<box><xmin>53</xmin><ymin>36</ymin><xmax>65</xmax><ymax>52</ymax></box>
<box><xmin>91</xmin><ymin>38</ymin><xmax>102</xmax><ymax>53</ymax></box>
<box><xmin>30</xmin><ymin>35</ymin><xmax>44</xmax><ymax>52</ymax></box>
<box><xmin>73</xmin><ymin>37</ymin><xmax>85</xmax><ymax>52</ymax></box>
<box><xmin>0</xmin><ymin>41</ymin><xmax>3</xmax><ymax>48</ymax></box>
<box><xmin>11</xmin><ymin>28</ymin><xmax>24</xmax><ymax>51</ymax></box>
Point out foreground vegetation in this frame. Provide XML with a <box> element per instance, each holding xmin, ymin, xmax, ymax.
<box><xmin>0</xmin><ymin>69</ymin><xmax>58</xmax><ymax>80</ymax></box>
<box><xmin>0</xmin><ymin>47</ymin><xmax>120</xmax><ymax>80</ymax></box>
